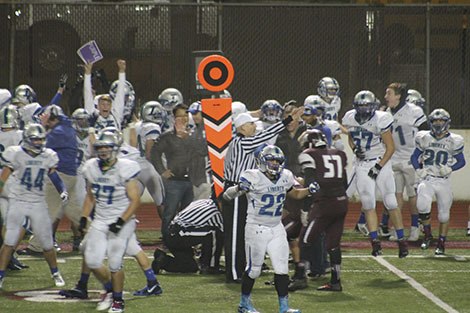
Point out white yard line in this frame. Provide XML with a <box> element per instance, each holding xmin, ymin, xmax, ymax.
<box><xmin>374</xmin><ymin>256</ymin><xmax>459</xmax><ymax>313</ymax></box>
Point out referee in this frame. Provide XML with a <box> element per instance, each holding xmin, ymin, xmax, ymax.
<box><xmin>222</xmin><ymin>108</ymin><xmax>303</xmax><ymax>283</ymax></box>
<box><xmin>152</xmin><ymin>198</ymin><xmax>224</xmax><ymax>274</ymax></box>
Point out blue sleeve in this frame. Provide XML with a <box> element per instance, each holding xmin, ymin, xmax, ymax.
<box><xmin>451</xmin><ymin>152</ymin><xmax>466</xmax><ymax>171</ymax></box>
<box><xmin>49</xmin><ymin>92</ymin><xmax>62</xmax><ymax>105</ymax></box>
<box><xmin>410</xmin><ymin>148</ymin><xmax>423</xmax><ymax>169</ymax></box>
<box><xmin>48</xmin><ymin>171</ymin><xmax>66</xmax><ymax>193</ymax></box>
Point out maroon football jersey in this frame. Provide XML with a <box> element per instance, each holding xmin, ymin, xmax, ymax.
<box><xmin>303</xmin><ymin>147</ymin><xmax>347</xmax><ymax>198</ymax></box>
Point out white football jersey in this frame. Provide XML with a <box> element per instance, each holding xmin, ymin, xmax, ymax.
<box><xmin>76</xmin><ymin>135</ymin><xmax>92</xmax><ymax>174</ymax></box>
<box><xmin>324</xmin><ymin>96</ymin><xmax>341</xmax><ymax>120</ymax></box>
<box><xmin>118</xmin><ymin>142</ymin><xmax>142</xmax><ymax>163</ymax></box>
<box><xmin>415</xmin><ymin>131</ymin><xmax>464</xmax><ymax>177</ymax></box>
<box><xmin>82</xmin><ymin>158</ymin><xmax>140</xmax><ymax>223</ymax></box>
<box><xmin>241</xmin><ymin>169</ymin><xmax>295</xmax><ymax>228</ymax></box>
<box><xmin>138</xmin><ymin>122</ymin><xmax>161</xmax><ymax>156</ymax></box>
<box><xmin>387</xmin><ymin>103</ymin><xmax>426</xmax><ymax>163</ymax></box>
<box><xmin>2</xmin><ymin>146</ymin><xmax>58</xmax><ymax>202</ymax></box>
<box><xmin>342</xmin><ymin>110</ymin><xmax>393</xmax><ymax>160</ymax></box>
<box><xmin>324</xmin><ymin>119</ymin><xmax>342</xmax><ymax>137</ymax></box>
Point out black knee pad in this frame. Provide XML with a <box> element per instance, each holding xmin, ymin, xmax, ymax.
<box><xmin>419</xmin><ymin>213</ymin><xmax>431</xmax><ymax>222</ymax></box>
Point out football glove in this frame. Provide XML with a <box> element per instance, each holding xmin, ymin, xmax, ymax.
<box><xmin>109</xmin><ymin>217</ymin><xmax>125</xmax><ymax>234</ymax></box>
<box><xmin>58</xmin><ymin>73</ymin><xmax>68</xmax><ymax>89</ymax></box>
<box><xmin>353</xmin><ymin>146</ymin><xmax>365</xmax><ymax>160</ymax></box>
<box><xmin>308</xmin><ymin>181</ymin><xmax>320</xmax><ymax>194</ymax></box>
<box><xmin>60</xmin><ymin>191</ymin><xmax>69</xmax><ymax>204</ymax></box>
<box><xmin>439</xmin><ymin>165</ymin><xmax>452</xmax><ymax>176</ymax></box>
<box><xmin>416</xmin><ymin>168</ymin><xmax>428</xmax><ymax>179</ymax></box>
<box><xmin>368</xmin><ymin>163</ymin><xmax>382</xmax><ymax>180</ymax></box>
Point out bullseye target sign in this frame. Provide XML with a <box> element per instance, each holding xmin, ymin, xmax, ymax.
<box><xmin>197</xmin><ymin>55</ymin><xmax>234</xmax><ymax>92</ymax></box>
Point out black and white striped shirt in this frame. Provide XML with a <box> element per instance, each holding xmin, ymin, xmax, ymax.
<box><xmin>224</xmin><ymin>117</ymin><xmax>292</xmax><ymax>183</ymax></box>
<box><xmin>171</xmin><ymin>199</ymin><xmax>224</xmax><ymax>236</ymax></box>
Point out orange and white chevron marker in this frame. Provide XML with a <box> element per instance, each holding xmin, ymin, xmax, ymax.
<box><xmin>198</xmin><ymin>55</ymin><xmax>234</xmax><ymax>197</ymax></box>
<box><xmin>201</xmin><ymin>98</ymin><xmax>232</xmax><ymax>197</ymax></box>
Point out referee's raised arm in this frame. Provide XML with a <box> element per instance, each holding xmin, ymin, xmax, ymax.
<box><xmin>224</xmin><ymin>107</ymin><xmax>303</xmax><ymax>184</ymax></box>
<box><xmin>221</xmin><ymin>106</ymin><xmax>302</xmax><ymax>284</ymax></box>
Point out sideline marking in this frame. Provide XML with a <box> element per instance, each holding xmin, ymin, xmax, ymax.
<box><xmin>374</xmin><ymin>256</ymin><xmax>459</xmax><ymax>313</ymax></box>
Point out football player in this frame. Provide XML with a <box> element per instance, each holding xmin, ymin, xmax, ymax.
<box><xmin>109</xmin><ymin>79</ymin><xmax>135</xmax><ymax>129</ymax></box>
<box><xmin>158</xmin><ymin>87</ymin><xmax>183</xmax><ymax>133</ymax></box>
<box><xmin>342</xmin><ymin>90</ymin><xmax>408</xmax><ymax>258</ymax></box>
<box><xmin>384</xmin><ymin>83</ymin><xmax>427</xmax><ymax>241</ymax></box>
<box><xmin>411</xmin><ymin>109</ymin><xmax>465</xmax><ymax>255</ymax></box>
<box><xmin>80</xmin><ymin>129</ymin><xmax>141</xmax><ymax>312</ymax></box>
<box><xmin>223</xmin><ymin>145</ymin><xmax>319</xmax><ymax>313</ymax></box>
<box><xmin>138</xmin><ymin>101</ymin><xmax>165</xmax><ymax>161</ymax></box>
<box><xmin>317</xmin><ymin>77</ymin><xmax>341</xmax><ymax>121</ymax></box>
<box><xmin>0</xmin><ymin>124</ymin><xmax>67</xmax><ymax>289</ymax></box>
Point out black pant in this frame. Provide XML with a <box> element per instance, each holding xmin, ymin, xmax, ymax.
<box><xmin>162</xmin><ymin>228</ymin><xmax>223</xmax><ymax>273</ymax></box>
<box><xmin>221</xmin><ymin>193</ymin><xmax>247</xmax><ymax>282</ymax></box>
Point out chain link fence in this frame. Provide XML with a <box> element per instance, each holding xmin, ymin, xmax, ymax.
<box><xmin>1</xmin><ymin>3</ymin><xmax>469</xmax><ymax>126</ymax></box>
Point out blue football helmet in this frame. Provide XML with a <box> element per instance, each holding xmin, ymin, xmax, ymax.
<box><xmin>142</xmin><ymin>101</ymin><xmax>166</xmax><ymax>126</ymax></box>
<box><xmin>257</xmin><ymin>145</ymin><xmax>285</xmax><ymax>177</ymax></box>
<box><xmin>406</xmin><ymin>89</ymin><xmax>426</xmax><ymax>108</ymax></box>
<box><xmin>317</xmin><ymin>77</ymin><xmax>340</xmax><ymax>102</ymax></box>
<box><xmin>0</xmin><ymin>105</ymin><xmax>19</xmax><ymax>129</ymax></box>
<box><xmin>428</xmin><ymin>108</ymin><xmax>450</xmax><ymax>136</ymax></box>
<box><xmin>260</xmin><ymin>100</ymin><xmax>283</xmax><ymax>123</ymax></box>
<box><xmin>22</xmin><ymin>123</ymin><xmax>46</xmax><ymax>154</ymax></box>
<box><xmin>158</xmin><ymin>88</ymin><xmax>183</xmax><ymax>112</ymax></box>
<box><xmin>353</xmin><ymin>90</ymin><xmax>378</xmax><ymax>123</ymax></box>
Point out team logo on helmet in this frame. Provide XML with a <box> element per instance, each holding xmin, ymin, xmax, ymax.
<box><xmin>141</xmin><ymin>101</ymin><xmax>167</xmax><ymax>126</ymax></box>
<box><xmin>94</xmin><ymin>127</ymin><xmax>123</xmax><ymax>163</ymax></box>
<box><xmin>0</xmin><ymin>105</ymin><xmax>19</xmax><ymax>129</ymax></box>
<box><xmin>158</xmin><ymin>88</ymin><xmax>183</xmax><ymax>112</ymax></box>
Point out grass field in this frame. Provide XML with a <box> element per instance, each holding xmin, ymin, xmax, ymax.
<box><xmin>1</xmin><ymin>229</ymin><xmax>470</xmax><ymax>313</ymax></box>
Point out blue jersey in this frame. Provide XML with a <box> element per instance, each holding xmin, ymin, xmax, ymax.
<box><xmin>46</xmin><ymin>115</ymin><xmax>78</xmax><ymax>175</ymax></box>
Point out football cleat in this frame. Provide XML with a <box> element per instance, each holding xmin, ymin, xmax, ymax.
<box><xmin>59</xmin><ymin>285</ymin><xmax>88</xmax><ymax>299</ymax></box>
<box><xmin>152</xmin><ymin>248</ymin><xmax>168</xmax><ymax>274</ymax></box>
<box><xmin>421</xmin><ymin>235</ymin><xmax>433</xmax><ymax>250</ymax></box>
<box><xmin>371</xmin><ymin>239</ymin><xmax>383</xmax><ymax>257</ymax></box>
<box><xmin>97</xmin><ymin>292</ymin><xmax>113</xmax><ymax>311</ymax></box>
<box><xmin>388</xmin><ymin>229</ymin><xmax>398</xmax><ymax>241</ymax></box>
<box><xmin>435</xmin><ymin>239</ymin><xmax>445</xmax><ymax>255</ymax></box>
<box><xmin>0</xmin><ymin>276</ymin><xmax>4</xmax><ymax>289</ymax></box>
<box><xmin>288</xmin><ymin>277</ymin><xmax>308</xmax><ymax>291</ymax></box>
<box><xmin>378</xmin><ymin>224</ymin><xmax>391</xmax><ymax>238</ymax></box>
<box><xmin>355</xmin><ymin>223</ymin><xmax>369</xmax><ymax>236</ymax></box>
<box><xmin>408</xmin><ymin>226</ymin><xmax>420</xmax><ymax>242</ymax></box>
<box><xmin>317</xmin><ymin>281</ymin><xmax>342</xmax><ymax>292</ymax></box>
<box><xmin>133</xmin><ymin>283</ymin><xmax>163</xmax><ymax>296</ymax></box>
<box><xmin>398</xmin><ymin>239</ymin><xmax>409</xmax><ymax>258</ymax></box>
<box><xmin>108</xmin><ymin>299</ymin><xmax>125</xmax><ymax>313</ymax></box>
<box><xmin>7</xmin><ymin>256</ymin><xmax>28</xmax><ymax>270</ymax></box>
<box><xmin>466</xmin><ymin>228</ymin><xmax>470</xmax><ymax>237</ymax></box>
<box><xmin>52</xmin><ymin>272</ymin><xmax>65</xmax><ymax>287</ymax></box>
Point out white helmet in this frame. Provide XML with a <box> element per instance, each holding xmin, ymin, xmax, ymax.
<box><xmin>22</xmin><ymin>123</ymin><xmax>46</xmax><ymax>154</ymax></box>
<box><xmin>158</xmin><ymin>88</ymin><xmax>183</xmax><ymax>112</ymax></box>
<box><xmin>0</xmin><ymin>105</ymin><xmax>19</xmax><ymax>129</ymax></box>
<box><xmin>317</xmin><ymin>77</ymin><xmax>340</xmax><ymax>101</ymax></box>
<box><xmin>13</xmin><ymin>84</ymin><xmax>37</xmax><ymax>105</ymax></box>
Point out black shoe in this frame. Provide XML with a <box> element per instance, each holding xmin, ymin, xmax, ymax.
<box><xmin>371</xmin><ymin>239</ymin><xmax>383</xmax><ymax>257</ymax></box>
<box><xmin>152</xmin><ymin>248</ymin><xmax>168</xmax><ymax>274</ymax></box>
<box><xmin>421</xmin><ymin>235</ymin><xmax>433</xmax><ymax>250</ymax></box>
<box><xmin>398</xmin><ymin>239</ymin><xmax>409</xmax><ymax>258</ymax></box>
<box><xmin>72</xmin><ymin>237</ymin><xmax>82</xmax><ymax>252</ymax></box>
<box><xmin>435</xmin><ymin>239</ymin><xmax>445</xmax><ymax>255</ymax></box>
<box><xmin>200</xmin><ymin>266</ymin><xmax>225</xmax><ymax>275</ymax></box>
<box><xmin>16</xmin><ymin>248</ymin><xmax>41</xmax><ymax>256</ymax></box>
<box><xmin>288</xmin><ymin>277</ymin><xmax>308</xmax><ymax>291</ymax></box>
<box><xmin>379</xmin><ymin>224</ymin><xmax>391</xmax><ymax>238</ymax></box>
<box><xmin>317</xmin><ymin>281</ymin><xmax>342</xmax><ymax>292</ymax></box>
<box><xmin>59</xmin><ymin>284</ymin><xmax>88</xmax><ymax>299</ymax></box>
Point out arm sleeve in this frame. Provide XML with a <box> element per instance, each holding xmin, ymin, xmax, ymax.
<box><xmin>111</xmin><ymin>72</ymin><xmax>126</xmax><ymax>125</ymax></box>
<box><xmin>410</xmin><ymin>148</ymin><xmax>423</xmax><ymax>170</ymax></box>
<box><xmin>83</xmin><ymin>74</ymin><xmax>95</xmax><ymax>114</ymax></box>
<box><xmin>48</xmin><ymin>171</ymin><xmax>66</xmax><ymax>194</ymax></box>
<box><xmin>451</xmin><ymin>152</ymin><xmax>466</xmax><ymax>171</ymax></box>
<box><xmin>49</xmin><ymin>92</ymin><xmax>62</xmax><ymax>106</ymax></box>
